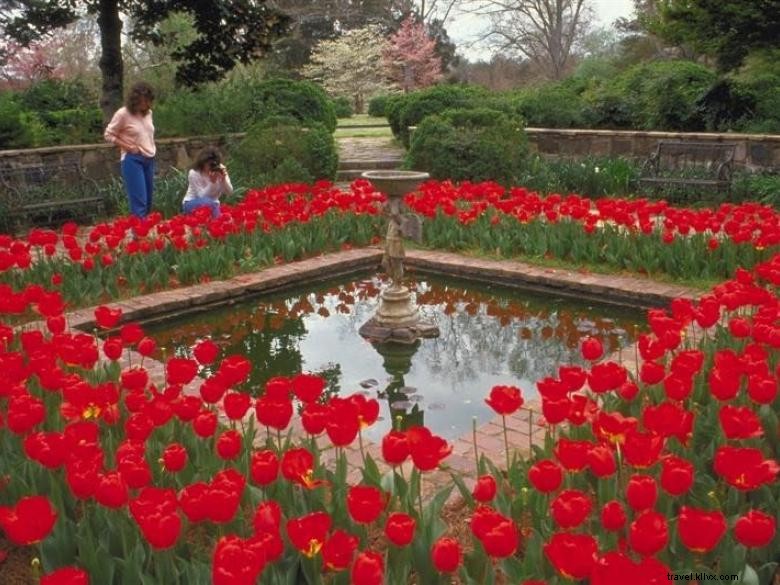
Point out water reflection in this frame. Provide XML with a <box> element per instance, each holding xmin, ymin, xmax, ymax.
<box><xmin>148</xmin><ymin>274</ymin><xmax>644</xmax><ymax>439</ymax></box>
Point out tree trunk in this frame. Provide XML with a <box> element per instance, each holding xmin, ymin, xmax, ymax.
<box><xmin>97</xmin><ymin>0</ymin><xmax>124</xmax><ymax>123</ymax></box>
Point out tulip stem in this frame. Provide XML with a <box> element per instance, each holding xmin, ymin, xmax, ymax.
<box><xmin>276</xmin><ymin>428</ymin><xmax>283</xmax><ymax>453</ymax></box>
<box><xmin>472</xmin><ymin>417</ymin><xmax>480</xmax><ymax>475</ymax></box>
<box><xmin>358</xmin><ymin>428</ymin><xmax>366</xmax><ymax>468</ymax></box>
<box><xmin>501</xmin><ymin>415</ymin><xmax>511</xmax><ymax>473</ymax></box>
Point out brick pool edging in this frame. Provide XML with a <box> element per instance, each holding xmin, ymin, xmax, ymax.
<box><xmin>15</xmin><ymin>247</ymin><xmax>703</xmax><ymax>497</ymax></box>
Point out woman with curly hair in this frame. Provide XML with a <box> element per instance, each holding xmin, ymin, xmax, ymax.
<box><xmin>104</xmin><ymin>81</ymin><xmax>157</xmax><ymax>219</ymax></box>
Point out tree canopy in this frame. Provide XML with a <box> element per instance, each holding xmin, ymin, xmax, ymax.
<box><xmin>1</xmin><ymin>1</ymin><xmax>290</xmax><ymax>119</ymax></box>
<box><xmin>654</xmin><ymin>0</ymin><xmax>780</xmax><ymax>70</ymax></box>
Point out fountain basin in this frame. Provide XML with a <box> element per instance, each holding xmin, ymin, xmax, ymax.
<box><xmin>362</xmin><ymin>170</ymin><xmax>430</xmax><ymax>198</ymax></box>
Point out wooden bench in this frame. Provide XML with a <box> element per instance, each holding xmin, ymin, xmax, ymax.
<box><xmin>639</xmin><ymin>141</ymin><xmax>736</xmax><ymax>196</ymax></box>
<box><xmin>0</xmin><ymin>153</ymin><xmax>108</xmax><ymax>232</ymax></box>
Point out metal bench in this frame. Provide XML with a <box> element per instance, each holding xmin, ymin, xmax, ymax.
<box><xmin>639</xmin><ymin>141</ymin><xmax>736</xmax><ymax>196</ymax></box>
<box><xmin>0</xmin><ymin>153</ymin><xmax>108</xmax><ymax>232</ymax></box>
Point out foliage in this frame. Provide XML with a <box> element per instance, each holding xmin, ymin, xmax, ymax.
<box><xmin>390</xmin><ymin>84</ymin><xmax>490</xmax><ymax>146</ymax></box>
<box><xmin>584</xmin><ymin>60</ymin><xmax>717</xmax><ymax>131</ymax></box>
<box><xmin>17</xmin><ymin>78</ymin><xmax>96</xmax><ymax>112</ymax></box>
<box><xmin>406</xmin><ymin>107</ymin><xmax>529</xmax><ymax>185</ymax></box>
<box><xmin>383</xmin><ymin>15</ymin><xmax>443</xmax><ymax>92</ymax></box>
<box><xmin>228</xmin><ymin>118</ymin><xmax>338</xmax><ymax>187</ymax></box>
<box><xmin>506</xmin><ymin>83</ymin><xmax>587</xmax><ymax>128</ymax></box>
<box><xmin>518</xmin><ymin>155</ymin><xmax>641</xmax><ymax>198</ymax></box>
<box><xmin>0</xmin><ymin>0</ymin><xmax>290</xmax><ymax>117</ymax></box>
<box><xmin>301</xmin><ymin>25</ymin><xmax>394</xmax><ymax>115</ymax></box>
<box><xmin>250</xmin><ymin>78</ymin><xmax>337</xmax><ymax>133</ymax></box>
<box><xmin>331</xmin><ymin>96</ymin><xmax>354</xmax><ymax>119</ymax></box>
<box><xmin>367</xmin><ymin>94</ymin><xmax>394</xmax><ymax>118</ymax></box>
<box><xmin>0</xmin><ymin>93</ymin><xmax>30</xmax><ymax>149</ymax></box>
<box><xmin>654</xmin><ymin>0</ymin><xmax>780</xmax><ymax>71</ymax></box>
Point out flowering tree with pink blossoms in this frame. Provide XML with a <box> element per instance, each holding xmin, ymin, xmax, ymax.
<box><xmin>383</xmin><ymin>15</ymin><xmax>443</xmax><ymax>93</ymax></box>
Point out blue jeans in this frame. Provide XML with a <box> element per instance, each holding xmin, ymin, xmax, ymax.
<box><xmin>121</xmin><ymin>153</ymin><xmax>155</xmax><ymax>218</ymax></box>
<box><xmin>183</xmin><ymin>197</ymin><xmax>220</xmax><ymax>218</ymax></box>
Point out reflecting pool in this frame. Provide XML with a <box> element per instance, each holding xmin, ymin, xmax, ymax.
<box><xmin>146</xmin><ymin>274</ymin><xmax>645</xmax><ymax>441</ymax></box>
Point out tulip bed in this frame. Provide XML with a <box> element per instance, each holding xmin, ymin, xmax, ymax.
<box><xmin>0</xmin><ymin>180</ymin><xmax>779</xmax><ymax>584</ymax></box>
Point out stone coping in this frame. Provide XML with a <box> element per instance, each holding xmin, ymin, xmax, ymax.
<box><xmin>525</xmin><ymin>127</ymin><xmax>780</xmax><ymax>142</ymax></box>
<box><xmin>404</xmin><ymin>249</ymin><xmax>701</xmax><ymax>309</ymax></box>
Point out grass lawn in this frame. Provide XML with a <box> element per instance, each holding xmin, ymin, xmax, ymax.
<box><xmin>336</xmin><ymin>114</ymin><xmax>389</xmax><ymax>127</ymax></box>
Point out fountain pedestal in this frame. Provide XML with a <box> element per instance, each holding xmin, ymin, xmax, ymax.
<box><xmin>358</xmin><ymin>170</ymin><xmax>439</xmax><ymax>345</ymax></box>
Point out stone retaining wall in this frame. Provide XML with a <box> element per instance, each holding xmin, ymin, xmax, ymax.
<box><xmin>525</xmin><ymin>128</ymin><xmax>780</xmax><ymax>170</ymax></box>
<box><xmin>2</xmin><ymin>128</ymin><xmax>778</xmax><ymax>181</ymax></box>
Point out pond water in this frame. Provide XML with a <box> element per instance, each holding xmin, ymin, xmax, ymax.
<box><xmin>146</xmin><ymin>274</ymin><xmax>645</xmax><ymax>441</ymax></box>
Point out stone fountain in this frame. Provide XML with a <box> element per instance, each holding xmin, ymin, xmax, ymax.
<box><xmin>358</xmin><ymin>170</ymin><xmax>439</xmax><ymax>344</ymax></box>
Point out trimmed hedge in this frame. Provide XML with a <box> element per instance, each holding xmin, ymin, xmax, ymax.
<box><xmin>368</xmin><ymin>94</ymin><xmax>392</xmax><ymax>117</ymax></box>
<box><xmin>250</xmin><ymin>79</ymin><xmax>337</xmax><ymax>133</ymax></box>
<box><xmin>406</xmin><ymin>107</ymin><xmax>528</xmax><ymax>185</ymax></box>
<box><xmin>332</xmin><ymin>96</ymin><xmax>354</xmax><ymax>118</ymax></box>
<box><xmin>229</xmin><ymin>116</ymin><xmax>338</xmax><ymax>187</ymax></box>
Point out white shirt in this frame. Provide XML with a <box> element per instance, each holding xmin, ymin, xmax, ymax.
<box><xmin>183</xmin><ymin>169</ymin><xmax>234</xmax><ymax>203</ymax></box>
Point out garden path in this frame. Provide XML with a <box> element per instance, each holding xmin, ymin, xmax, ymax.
<box><xmin>336</xmin><ymin>136</ymin><xmax>405</xmax><ymax>186</ymax></box>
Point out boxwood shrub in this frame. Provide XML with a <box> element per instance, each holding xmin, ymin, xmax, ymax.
<box><xmin>406</xmin><ymin>107</ymin><xmax>528</xmax><ymax>184</ymax></box>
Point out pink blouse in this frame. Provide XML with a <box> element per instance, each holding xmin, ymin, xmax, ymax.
<box><xmin>104</xmin><ymin>106</ymin><xmax>156</xmax><ymax>159</ymax></box>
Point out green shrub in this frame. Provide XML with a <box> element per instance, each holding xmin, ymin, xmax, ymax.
<box><xmin>506</xmin><ymin>84</ymin><xmax>586</xmax><ymax>128</ymax></box>
<box><xmin>368</xmin><ymin>95</ymin><xmax>392</xmax><ymax>118</ymax></box>
<box><xmin>250</xmin><ymin>79</ymin><xmax>337</xmax><ymax>133</ymax></box>
<box><xmin>385</xmin><ymin>95</ymin><xmax>408</xmax><ymax>138</ymax></box>
<box><xmin>19</xmin><ymin>79</ymin><xmax>96</xmax><ymax>112</ymax></box>
<box><xmin>228</xmin><ymin>118</ymin><xmax>338</xmax><ymax>188</ymax></box>
<box><xmin>332</xmin><ymin>96</ymin><xmax>353</xmax><ymax>118</ymax></box>
<box><xmin>38</xmin><ymin>108</ymin><xmax>103</xmax><ymax>145</ymax></box>
<box><xmin>0</xmin><ymin>94</ymin><xmax>32</xmax><ymax>149</ymax></box>
<box><xmin>517</xmin><ymin>156</ymin><xmax>641</xmax><ymax>197</ymax></box>
<box><xmin>737</xmin><ymin>74</ymin><xmax>780</xmax><ymax>133</ymax></box>
<box><xmin>406</xmin><ymin>107</ymin><xmax>528</xmax><ymax>184</ymax></box>
<box><xmin>731</xmin><ymin>171</ymin><xmax>780</xmax><ymax>207</ymax></box>
<box><xmin>393</xmin><ymin>85</ymin><xmax>489</xmax><ymax>146</ymax></box>
<box><xmin>585</xmin><ymin>60</ymin><xmax>717</xmax><ymax>131</ymax></box>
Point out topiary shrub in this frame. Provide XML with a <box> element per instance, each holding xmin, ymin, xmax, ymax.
<box><xmin>228</xmin><ymin>116</ymin><xmax>338</xmax><ymax>187</ymax></box>
<box><xmin>332</xmin><ymin>96</ymin><xmax>354</xmax><ymax>118</ymax></box>
<box><xmin>250</xmin><ymin>78</ymin><xmax>337</xmax><ymax>133</ymax></box>
<box><xmin>394</xmin><ymin>84</ymin><xmax>490</xmax><ymax>146</ymax></box>
<box><xmin>406</xmin><ymin>107</ymin><xmax>528</xmax><ymax>184</ymax></box>
<box><xmin>368</xmin><ymin>94</ymin><xmax>392</xmax><ymax>118</ymax></box>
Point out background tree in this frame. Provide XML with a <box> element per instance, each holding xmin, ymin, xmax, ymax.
<box><xmin>301</xmin><ymin>25</ymin><xmax>394</xmax><ymax>113</ymax></box>
<box><xmin>459</xmin><ymin>0</ymin><xmax>594</xmax><ymax>80</ymax></box>
<box><xmin>652</xmin><ymin>0</ymin><xmax>780</xmax><ymax>71</ymax></box>
<box><xmin>383</xmin><ymin>15</ymin><xmax>444</xmax><ymax>92</ymax></box>
<box><xmin>0</xmin><ymin>1</ymin><xmax>290</xmax><ymax>121</ymax></box>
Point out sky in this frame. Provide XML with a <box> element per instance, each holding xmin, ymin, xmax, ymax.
<box><xmin>446</xmin><ymin>0</ymin><xmax>636</xmax><ymax>61</ymax></box>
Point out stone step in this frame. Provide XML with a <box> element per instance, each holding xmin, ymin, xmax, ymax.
<box><xmin>337</xmin><ymin>158</ymin><xmax>403</xmax><ymax>171</ymax></box>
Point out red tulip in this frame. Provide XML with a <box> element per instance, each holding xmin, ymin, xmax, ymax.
<box><xmin>192</xmin><ymin>410</ymin><xmax>218</xmax><ymax>438</ymax></box>
<box><xmin>291</xmin><ymin>373</ymin><xmax>326</xmax><ymax>403</ymax></box>
<box><xmin>587</xmin><ymin>443</ymin><xmax>617</xmax><ymax>478</ymax></box>
<box><xmin>41</xmin><ymin>567</ymin><xmax>90</xmax><ymax>585</ymax></box>
<box><xmin>581</xmin><ymin>337</ymin><xmax>603</xmax><ymax>361</ymax></box>
<box><xmin>161</xmin><ymin>443</ymin><xmax>188</xmax><ymax>473</ymax></box>
<box><xmin>629</xmin><ymin>510</ymin><xmax>668</xmax><ymax>556</ymax></box>
<box><xmin>678</xmin><ymin>506</ymin><xmax>726</xmax><ymax>553</ymax></box>
<box><xmin>281</xmin><ymin>448</ymin><xmax>326</xmax><ymax>489</ymax></box>
<box><xmin>301</xmin><ymin>402</ymin><xmax>329</xmax><ymax>435</ymax></box>
<box><xmin>385</xmin><ymin>513</ymin><xmax>415</xmax><ymax>546</ymax></box>
<box><xmin>193</xmin><ymin>339</ymin><xmax>219</xmax><ymax>365</ymax></box>
<box><xmin>325</xmin><ymin>397</ymin><xmax>360</xmax><ymax>446</ymax></box>
<box><xmin>381</xmin><ymin>430</ymin><xmax>409</xmax><ymax>466</ymax></box>
<box><xmin>543</xmin><ymin>532</ymin><xmax>597</xmax><ymax>580</ymax></box>
<box><xmin>166</xmin><ymin>357</ymin><xmax>199</xmax><ymax>385</ymax></box>
<box><xmin>554</xmin><ymin>438</ymin><xmax>591</xmax><ymax>471</ymax></box>
<box><xmin>660</xmin><ymin>455</ymin><xmax>694</xmax><ymax>496</ymax></box>
<box><xmin>431</xmin><ymin>537</ymin><xmax>462</xmax><ymax>573</ymax></box>
<box><xmin>136</xmin><ymin>337</ymin><xmax>157</xmax><ymax>357</ymax></box>
<box><xmin>714</xmin><ymin>446</ymin><xmax>780</xmax><ymax>491</ymax></box>
<box><xmin>250</xmin><ymin>449</ymin><xmax>279</xmax><ymax>486</ymax></box>
<box><xmin>351</xmin><ymin>550</ymin><xmax>384</xmax><ymax>585</ymax></box>
<box><xmin>550</xmin><ymin>489</ymin><xmax>592</xmax><ymax>529</ymax></box>
<box><xmin>406</xmin><ymin>426</ymin><xmax>452</xmax><ymax>471</ymax></box>
<box><xmin>0</xmin><ymin>495</ymin><xmax>57</xmax><ymax>545</ymax></box>
<box><xmin>212</xmin><ymin>534</ymin><xmax>266</xmax><ymax>585</ymax></box>
<box><xmin>600</xmin><ymin>500</ymin><xmax>626</xmax><ymax>532</ymax></box>
<box><xmin>128</xmin><ymin>488</ymin><xmax>181</xmax><ymax>549</ymax></box>
<box><xmin>719</xmin><ymin>405</ymin><xmax>764</xmax><ymax>439</ymax></box>
<box><xmin>349</xmin><ymin>393</ymin><xmax>380</xmax><ymax>428</ymax></box>
<box><xmin>255</xmin><ymin>396</ymin><xmax>293</xmax><ymax>430</ymax></box>
<box><xmin>528</xmin><ymin>459</ymin><xmax>563</xmax><ymax>493</ymax></box>
<box><xmin>472</xmin><ymin>475</ymin><xmax>497</xmax><ymax>502</ymax></box>
<box><xmin>622</xmin><ymin>429</ymin><xmax>664</xmax><ymax>468</ymax></box>
<box><xmin>94</xmin><ymin>305</ymin><xmax>122</xmax><ymax>329</ymax></box>
<box><xmin>734</xmin><ymin>510</ymin><xmax>777</xmax><ymax>548</ymax></box>
<box><xmin>485</xmin><ymin>385</ymin><xmax>523</xmax><ymax>415</ymax></box>
<box><xmin>95</xmin><ymin>471</ymin><xmax>129</xmax><ymax>509</ymax></box>
<box><xmin>626</xmin><ymin>474</ymin><xmax>657</xmax><ymax>512</ymax></box>
<box><xmin>347</xmin><ymin>485</ymin><xmax>386</xmax><ymax>524</ymax></box>
<box><xmin>287</xmin><ymin>511</ymin><xmax>331</xmax><ymax>557</ymax></box>
<box><xmin>591</xmin><ymin>552</ymin><xmax>669</xmax><ymax>585</ymax></box>
<box><xmin>321</xmin><ymin>530</ymin><xmax>358</xmax><ymax>572</ymax></box>
<box><xmin>216</xmin><ymin>430</ymin><xmax>242</xmax><ymax>460</ymax></box>
<box><xmin>252</xmin><ymin>500</ymin><xmax>282</xmax><ymax>535</ymax></box>
<box><xmin>223</xmin><ymin>391</ymin><xmax>252</xmax><ymax>420</ymax></box>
